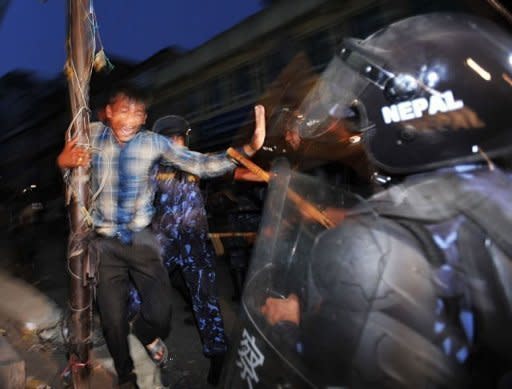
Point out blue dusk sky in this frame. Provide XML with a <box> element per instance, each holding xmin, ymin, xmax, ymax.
<box><xmin>0</xmin><ymin>0</ymin><xmax>263</xmax><ymax>79</ymax></box>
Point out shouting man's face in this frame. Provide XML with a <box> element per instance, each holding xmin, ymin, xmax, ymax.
<box><xmin>106</xmin><ymin>93</ymin><xmax>147</xmax><ymax>143</ymax></box>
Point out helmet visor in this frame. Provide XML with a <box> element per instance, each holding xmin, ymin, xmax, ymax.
<box><xmin>297</xmin><ymin>41</ymin><xmax>379</xmax><ymax>139</ymax></box>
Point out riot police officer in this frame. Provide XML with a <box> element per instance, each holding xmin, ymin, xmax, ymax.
<box><xmin>228</xmin><ymin>12</ymin><xmax>512</xmax><ymax>389</ymax></box>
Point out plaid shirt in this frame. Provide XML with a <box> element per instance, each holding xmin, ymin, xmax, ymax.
<box><xmin>88</xmin><ymin>122</ymin><xmax>237</xmax><ymax>242</ymax></box>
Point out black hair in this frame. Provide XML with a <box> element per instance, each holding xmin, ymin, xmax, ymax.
<box><xmin>107</xmin><ymin>82</ymin><xmax>151</xmax><ymax>106</ymax></box>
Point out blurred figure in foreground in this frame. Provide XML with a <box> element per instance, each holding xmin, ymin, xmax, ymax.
<box><xmin>226</xmin><ymin>13</ymin><xmax>512</xmax><ymax>389</ymax></box>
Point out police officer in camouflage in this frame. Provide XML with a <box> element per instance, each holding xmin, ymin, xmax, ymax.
<box><xmin>129</xmin><ymin>115</ymin><xmax>227</xmax><ymax>386</ymax></box>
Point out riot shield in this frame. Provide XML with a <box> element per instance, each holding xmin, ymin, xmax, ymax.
<box><xmin>221</xmin><ymin>163</ymin><xmax>512</xmax><ymax>389</ymax></box>
<box><xmin>223</xmin><ymin>160</ymin><xmax>383</xmax><ymax>389</ymax></box>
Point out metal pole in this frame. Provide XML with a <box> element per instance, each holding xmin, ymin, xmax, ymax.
<box><xmin>65</xmin><ymin>0</ymin><xmax>94</xmax><ymax>387</ymax></box>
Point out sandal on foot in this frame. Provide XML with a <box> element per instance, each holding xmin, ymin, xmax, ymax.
<box><xmin>145</xmin><ymin>338</ymin><xmax>169</xmax><ymax>368</ymax></box>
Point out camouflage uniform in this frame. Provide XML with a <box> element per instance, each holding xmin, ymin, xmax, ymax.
<box><xmin>129</xmin><ymin>164</ymin><xmax>227</xmax><ymax>357</ymax></box>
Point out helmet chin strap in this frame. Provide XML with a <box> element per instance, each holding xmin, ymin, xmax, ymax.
<box><xmin>472</xmin><ymin>145</ymin><xmax>495</xmax><ymax>171</ymax></box>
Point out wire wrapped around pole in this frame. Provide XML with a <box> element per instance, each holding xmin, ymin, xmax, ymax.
<box><xmin>65</xmin><ymin>0</ymin><xmax>95</xmax><ymax>387</ymax></box>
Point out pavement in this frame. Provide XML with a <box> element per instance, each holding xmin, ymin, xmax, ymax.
<box><xmin>0</xmin><ymin>218</ymin><xmax>244</xmax><ymax>389</ymax></box>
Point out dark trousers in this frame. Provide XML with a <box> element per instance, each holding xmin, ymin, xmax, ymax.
<box><xmin>90</xmin><ymin>228</ymin><xmax>172</xmax><ymax>383</ymax></box>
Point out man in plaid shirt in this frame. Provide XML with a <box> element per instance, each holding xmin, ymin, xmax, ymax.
<box><xmin>57</xmin><ymin>83</ymin><xmax>266</xmax><ymax>389</ymax></box>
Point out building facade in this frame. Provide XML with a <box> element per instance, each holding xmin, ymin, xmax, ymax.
<box><xmin>145</xmin><ymin>0</ymin><xmax>505</xmax><ymax>152</ymax></box>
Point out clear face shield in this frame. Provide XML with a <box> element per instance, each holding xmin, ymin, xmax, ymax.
<box><xmin>299</xmin><ymin>15</ymin><xmax>512</xmax><ymax>173</ymax></box>
<box><xmin>296</xmin><ymin>39</ymin><xmax>380</xmax><ymax>141</ymax></box>
<box><xmin>296</xmin><ymin>35</ymin><xmax>430</xmax><ymax>137</ymax></box>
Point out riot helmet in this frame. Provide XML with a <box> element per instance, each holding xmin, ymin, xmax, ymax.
<box><xmin>298</xmin><ymin>13</ymin><xmax>512</xmax><ymax>174</ymax></box>
<box><xmin>152</xmin><ymin>114</ymin><xmax>192</xmax><ymax>146</ymax></box>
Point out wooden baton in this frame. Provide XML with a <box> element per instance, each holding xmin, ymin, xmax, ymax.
<box><xmin>227</xmin><ymin>147</ymin><xmax>335</xmax><ymax>228</ymax></box>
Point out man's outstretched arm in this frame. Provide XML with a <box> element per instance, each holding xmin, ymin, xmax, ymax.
<box><xmin>161</xmin><ymin>105</ymin><xmax>266</xmax><ymax>178</ymax></box>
